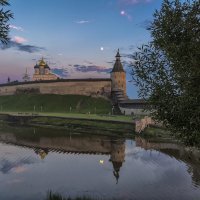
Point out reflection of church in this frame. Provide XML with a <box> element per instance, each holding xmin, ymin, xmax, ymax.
<box><xmin>0</xmin><ymin>130</ymin><xmax>125</xmax><ymax>184</ymax></box>
<box><xmin>33</xmin><ymin>58</ymin><xmax>58</xmax><ymax>81</ymax></box>
<box><xmin>34</xmin><ymin>149</ymin><xmax>49</xmax><ymax>160</ymax></box>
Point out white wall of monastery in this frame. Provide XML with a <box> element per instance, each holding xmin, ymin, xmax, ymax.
<box><xmin>119</xmin><ymin>106</ymin><xmax>152</xmax><ymax>116</ymax></box>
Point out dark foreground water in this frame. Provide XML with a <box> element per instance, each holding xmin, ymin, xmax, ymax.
<box><xmin>0</xmin><ymin>125</ymin><xmax>200</xmax><ymax>200</ymax></box>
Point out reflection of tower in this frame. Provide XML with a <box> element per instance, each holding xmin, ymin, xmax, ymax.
<box><xmin>34</xmin><ymin>149</ymin><xmax>49</xmax><ymax>160</ymax></box>
<box><xmin>110</xmin><ymin>139</ymin><xmax>125</xmax><ymax>184</ymax></box>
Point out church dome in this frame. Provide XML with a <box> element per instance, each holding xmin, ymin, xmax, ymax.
<box><xmin>44</xmin><ymin>64</ymin><xmax>50</xmax><ymax>69</ymax></box>
<box><xmin>38</xmin><ymin>58</ymin><xmax>46</xmax><ymax>66</ymax></box>
<box><xmin>34</xmin><ymin>64</ymin><xmax>39</xmax><ymax>69</ymax></box>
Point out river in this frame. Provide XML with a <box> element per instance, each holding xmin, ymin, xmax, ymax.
<box><xmin>0</xmin><ymin>124</ymin><xmax>199</xmax><ymax>200</ymax></box>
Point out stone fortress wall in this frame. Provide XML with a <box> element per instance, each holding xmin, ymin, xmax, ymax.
<box><xmin>0</xmin><ymin>79</ymin><xmax>112</xmax><ymax>97</ymax></box>
<box><xmin>0</xmin><ymin>50</ymin><xmax>151</xmax><ymax>115</ymax></box>
<box><xmin>0</xmin><ymin>51</ymin><xmax>124</xmax><ymax>99</ymax></box>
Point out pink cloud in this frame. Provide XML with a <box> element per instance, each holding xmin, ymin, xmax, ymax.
<box><xmin>12</xmin><ymin>166</ymin><xmax>28</xmax><ymax>174</ymax></box>
<box><xmin>12</xmin><ymin>36</ymin><xmax>28</xmax><ymax>44</ymax></box>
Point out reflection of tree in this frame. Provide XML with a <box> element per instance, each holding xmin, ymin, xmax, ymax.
<box><xmin>188</xmin><ymin>165</ymin><xmax>200</xmax><ymax>187</ymax></box>
<box><xmin>135</xmin><ymin>136</ymin><xmax>200</xmax><ymax>187</ymax></box>
<box><xmin>46</xmin><ymin>190</ymin><xmax>95</xmax><ymax>200</ymax></box>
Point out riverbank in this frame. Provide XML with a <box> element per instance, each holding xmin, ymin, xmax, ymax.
<box><xmin>0</xmin><ymin>112</ymin><xmax>135</xmax><ymax>136</ymax></box>
<box><xmin>0</xmin><ymin>111</ymin><xmax>134</xmax><ymax>123</ymax></box>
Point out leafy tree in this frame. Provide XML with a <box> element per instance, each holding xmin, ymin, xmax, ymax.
<box><xmin>0</xmin><ymin>0</ymin><xmax>13</xmax><ymax>44</ymax></box>
<box><xmin>130</xmin><ymin>0</ymin><xmax>200</xmax><ymax>145</ymax></box>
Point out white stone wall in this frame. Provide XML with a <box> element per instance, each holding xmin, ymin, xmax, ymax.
<box><xmin>119</xmin><ymin>106</ymin><xmax>152</xmax><ymax>116</ymax></box>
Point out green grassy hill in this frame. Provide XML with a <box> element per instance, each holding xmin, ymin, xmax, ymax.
<box><xmin>0</xmin><ymin>94</ymin><xmax>112</xmax><ymax>114</ymax></box>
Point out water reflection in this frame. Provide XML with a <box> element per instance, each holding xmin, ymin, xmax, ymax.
<box><xmin>0</xmin><ymin>125</ymin><xmax>200</xmax><ymax>200</ymax></box>
<box><xmin>135</xmin><ymin>137</ymin><xmax>200</xmax><ymax>187</ymax></box>
<box><xmin>0</xmin><ymin>125</ymin><xmax>125</xmax><ymax>184</ymax></box>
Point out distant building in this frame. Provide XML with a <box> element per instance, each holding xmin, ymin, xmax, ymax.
<box><xmin>22</xmin><ymin>68</ymin><xmax>30</xmax><ymax>82</ymax></box>
<box><xmin>110</xmin><ymin>50</ymin><xmax>151</xmax><ymax>115</ymax></box>
<box><xmin>33</xmin><ymin>58</ymin><xmax>58</xmax><ymax>81</ymax></box>
<box><xmin>0</xmin><ymin>50</ymin><xmax>150</xmax><ymax>115</ymax></box>
<box><xmin>119</xmin><ymin>99</ymin><xmax>152</xmax><ymax>116</ymax></box>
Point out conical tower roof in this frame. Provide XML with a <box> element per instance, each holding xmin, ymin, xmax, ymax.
<box><xmin>111</xmin><ymin>49</ymin><xmax>125</xmax><ymax>73</ymax></box>
<box><xmin>112</xmin><ymin>161</ymin><xmax>123</xmax><ymax>184</ymax></box>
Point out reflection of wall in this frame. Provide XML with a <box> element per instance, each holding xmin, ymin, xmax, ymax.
<box><xmin>0</xmin><ymin>133</ymin><xmax>111</xmax><ymax>154</ymax></box>
<box><xmin>135</xmin><ymin>137</ymin><xmax>200</xmax><ymax>186</ymax></box>
<box><xmin>0</xmin><ymin>132</ymin><xmax>125</xmax><ymax>157</ymax></box>
<box><xmin>0</xmin><ymin>131</ymin><xmax>126</xmax><ymax>183</ymax></box>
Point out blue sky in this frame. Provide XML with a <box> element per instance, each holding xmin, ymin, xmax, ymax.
<box><xmin>0</xmin><ymin>0</ymin><xmax>162</xmax><ymax>98</ymax></box>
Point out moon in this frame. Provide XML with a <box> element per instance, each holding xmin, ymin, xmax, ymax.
<box><xmin>120</xmin><ymin>10</ymin><xmax>125</xmax><ymax>15</ymax></box>
<box><xmin>100</xmin><ymin>47</ymin><xmax>104</xmax><ymax>51</ymax></box>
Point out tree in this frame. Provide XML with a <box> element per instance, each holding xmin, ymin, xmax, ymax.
<box><xmin>129</xmin><ymin>0</ymin><xmax>200</xmax><ymax>145</ymax></box>
<box><xmin>0</xmin><ymin>0</ymin><xmax>13</xmax><ymax>44</ymax></box>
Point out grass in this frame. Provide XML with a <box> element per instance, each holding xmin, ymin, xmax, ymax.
<box><xmin>0</xmin><ymin>94</ymin><xmax>135</xmax><ymax>135</ymax></box>
<box><xmin>0</xmin><ymin>111</ymin><xmax>134</xmax><ymax>123</ymax></box>
<box><xmin>0</xmin><ymin>109</ymin><xmax>135</xmax><ymax>123</ymax></box>
<box><xmin>0</xmin><ymin>94</ymin><xmax>112</xmax><ymax>114</ymax></box>
<box><xmin>39</xmin><ymin>112</ymin><xmax>134</xmax><ymax>122</ymax></box>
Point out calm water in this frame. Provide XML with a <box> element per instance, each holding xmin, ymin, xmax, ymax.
<box><xmin>0</xmin><ymin>125</ymin><xmax>200</xmax><ymax>200</ymax></box>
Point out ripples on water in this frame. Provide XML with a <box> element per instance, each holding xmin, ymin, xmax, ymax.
<box><xmin>0</xmin><ymin>125</ymin><xmax>200</xmax><ymax>200</ymax></box>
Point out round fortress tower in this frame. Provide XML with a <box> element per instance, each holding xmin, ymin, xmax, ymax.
<box><xmin>111</xmin><ymin>49</ymin><xmax>126</xmax><ymax>95</ymax></box>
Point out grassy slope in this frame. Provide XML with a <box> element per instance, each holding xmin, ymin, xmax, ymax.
<box><xmin>0</xmin><ymin>94</ymin><xmax>112</xmax><ymax>114</ymax></box>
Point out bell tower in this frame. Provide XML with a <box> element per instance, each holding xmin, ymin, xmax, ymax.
<box><xmin>111</xmin><ymin>49</ymin><xmax>126</xmax><ymax>95</ymax></box>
